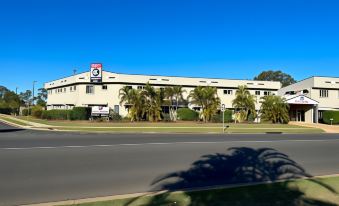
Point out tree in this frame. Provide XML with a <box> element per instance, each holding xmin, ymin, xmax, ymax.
<box><xmin>142</xmin><ymin>83</ymin><xmax>163</xmax><ymax>122</ymax></box>
<box><xmin>188</xmin><ymin>86</ymin><xmax>220</xmax><ymax>122</ymax></box>
<box><xmin>172</xmin><ymin>86</ymin><xmax>186</xmax><ymax>121</ymax></box>
<box><xmin>119</xmin><ymin>86</ymin><xmax>145</xmax><ymax>121</ymax></box>
<box><xmin>254</xmin><ymin>70</ymin><xmax>296</xmax><ymax>87</ymax></box>
<box><xmin>164</xmin><ymin>86</ymin><xmax>186</xmax><ymax>121</ymax></box>
<box><xmin>0</xmin><ymin>90</ymin><xmax>21</xmax><ymax>114</ymax></box>
<box><xmin>0</xmin><ymin>86</ymin><xmax>10</xmax><ymax>99</ymax></box>
<box><xmin>260</xmin><ymin>95</ymin><xmax>289</xmax><ymax>123</ymax></box>
<box><xmin>36</xmin><ymin>88</ymin><xmax>47</xmax><ymax>107</ymax></box>
<box><xmin>19</xmin><ymin>90</ymin><xmax>32</xmax><ymax>106</ymax></box>
<box><xmin>232</xmin><ymin>85</ymin><xmax>255</xmax><ymax>122</ymax></box>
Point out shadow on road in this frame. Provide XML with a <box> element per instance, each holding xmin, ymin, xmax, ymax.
<box><xmin>126</xmin><ymin>147</ymin><xmax>338</xmax><ymax>206</ymax></box>
<box><xmin>0</xmin><ymin>128</ymin><xmax>25</xmax><ymax>133</ymax></box>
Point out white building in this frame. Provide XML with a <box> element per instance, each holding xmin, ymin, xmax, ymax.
<box><xmin>44</xmin><ymin>67</ymin><xmax>281</xmax><ymax>117</ymax></box>
<box><xmin>278</xmin><ymin>76</ymin><xmax>339</xmax><ymax>123</ymax></box>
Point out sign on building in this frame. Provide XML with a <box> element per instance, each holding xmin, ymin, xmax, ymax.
<box><xmin>90</xmin><ymin>63</ymin><xmax>102</xmax><ymax>82</ymax></box>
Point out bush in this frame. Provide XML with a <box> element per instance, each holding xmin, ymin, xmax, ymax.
<box><xmin>71</xmin><ymin>107</ymin><xmax>90</xmax><ymax>120</ymax></box>
<box><xmin>110</xmin><ymin>111</ymin><xmax>122</xmax><ymax>122</ymax></box>
<box><xmin>22</xmin><ymin>108</ymin><xmax>30</xmax><ymax>116</ymax></box>
<box><xmin>247</xmin><ymin>112</ymin><xmax>255</xmax><ymax>123</ymax></box>
<box><xmin>323</xmin><ymin>111</ymin><xmax>339</xmax><ymax>125</ymax></box>
<box><xmin>162</xmin><ymin>113</ymin><xmax>171</xmax><ymax>122</ymax></box>
<box><xmin>31</xmin><ymin>105</ymin><xmax>43</xmax><ymax>118</ymax></box>
<box><xmin>177</xmin><ymin>108</ymin><xmax>199</xmax><ymax>121</ymax></box>
<box><xmin>41</xmin><ymin>109</ymin><xmax>72</xmax><ymax>120</ymax></box>
<box><xmin>0</xmin><ymin>107</ymin><xmax>12</xmax><ymax>114</ymax></box>
<box><xmin>211</xmin><ymin>110</ymin><xmax>233</xmax><ymax>123</ymax></box>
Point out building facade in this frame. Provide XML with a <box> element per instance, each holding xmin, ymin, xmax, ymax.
<box><xmin>44</xmin><ymin>70</ymin><xmax>281</xmax><ymax>117</ymax></box>
<box><xmin>278</xmin><ymin>76</ymin><xmax>339</xmax><ymax>123</ymax></box>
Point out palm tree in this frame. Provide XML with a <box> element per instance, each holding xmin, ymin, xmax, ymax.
<box><xmin>142</xmin><ymin>83</ymin><xmax>163</xmax><ymax>122</ymax></box>
<box><xmin>188</xmin><ymin>86</ymin><xmax>220</xmax><ymax>122</ymax></box>
<box><xmin>232</xmin><ymin>85</ymin><xmax>255</xmax><ymax>122</ymax></box>
<box><xmin>164</xmin><ymin>87</ymin><xmax>175</xmax><ymax>121</ymax></box>
<box><xmin>172</xmin><ymin>86</ymin><xmax>186</xmax><ymax>121</ymax></box>
<box><xmin>260</xmin><ymin>95</ymin><xmax>289</xmax><ymax>123</ymax></box>
<box><xmin>119</xmin><ymin>86</ymin><xmax>145</xmax><ymax>121</ymax></box>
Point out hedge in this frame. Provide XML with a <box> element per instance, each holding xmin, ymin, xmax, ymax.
<box><xmin>41</xmin><ymin>107</ymin><xmax>91</xmax><ymax>120</ymax></box>
<box><xmin>211</xmin><ymin>110</ymin><xmax>233</xmax><ymax>123</ymax></box>
<box><xmin>41</xmin><ymin>109</ymin><xmax>72</xmax><ymax>120</ymax></box>
<box><xmin>0</xmin><ymin>107</ymin><xmax>12</xmax><ymax>114</ymax></box>
<box><xmin>71</xmin><ymin>107</ymin><xmax>91</xmax><ymax>120</ymax></box>
<box><xmin>177</xmin><ymin>108</ymin><xmax>199</xmax><ymax>121</ymax></box>
<box><xmin>31</xmin><ymin>105</ymin><xmax>43</xmax><ymax>118</ymax></box>
<box><xmin>323</xmin><ymin>110</ymin><xmax>339</xmax><ymax>125</ymax></box>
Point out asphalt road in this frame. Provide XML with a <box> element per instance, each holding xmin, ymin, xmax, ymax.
<box><xmin>1</xmin><ymin>121</ymin><xmax>339</xmax><ymax>206</ymax></box>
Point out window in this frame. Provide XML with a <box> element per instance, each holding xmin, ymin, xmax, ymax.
<box><xmin>255</xmin><ymin>91</ymin><xmax>261</xmax><ymax>95</ymax></box>
<box><xmin>102</xmin><ymin>85</ymin><xmax>107</xmax><ymax>90</ymax></box>
<box><xmin>223</xmin><ymin>90</ymin><xmax>233</xmax><ymax>95</ymax></box>
<box><xmin>137</xmin><ymin>86</ymin><xmax>144</xmax><ymax>90</ymax></box>
<box><xmin>264</xmin><ymin>91</ymin><xmax>271</xmax><ymax>96</ymax></box>
<box><xmin>74</xmin><ymin>86</ymin><xmax>76</xmax><ymax>91</ymax></box>
<box><xmin>70</xmin><ymin>87</ymin><xmax>73</xmax><ymax>92</ymax></box>
<box><xmin>126</xmin><ymin>86</ymin><xmax>132</xmax><ymax>90</ymax></box>
<box><xmin>320</xmin><ymin>89</ymin><xmax>328</xmax><ymax>98</ymax></box>
<box><xmin>86</xmin><ymin>85</ymin><xmax>94</xmax><ymax>94</ymax></box>
<box><xmin>64</xmin><ymin>88</ymin><xmax>66</xmax><ymax>92</ymax></box>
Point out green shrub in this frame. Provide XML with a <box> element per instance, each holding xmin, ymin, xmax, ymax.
<box><xmin>110</xmin><ymin>111</ymin><xmax>122</xmax><ymax>122</ymax></box>
<box><xmin>31</xmin><ymin>105</ymin><xmax>43</xmax><ymax>118</ymax></box>
<box><xmin>22</xmin><ymin>108</ymin><xmax>30</xmax><ymax>116</ymax></box>
<box><xmin>177</xmin><ymin>108</ymin><xmax>199</xmax><ymax>121</ymax></box>
<box><xmin>41</xmin><ymin>109</ymin><xmax>72</xmax><ymax>120</ymax></box>
<box><xmin>0</xmin><ymin>107</ymin><xmax>12</xmax><ymax>114</ymax></box>
<box><xmin>211</xmin><ymin>110</ymin><xmax>233</xmax><ymax>123</ymax></box>
<box><xmin>71</xmin><ymin>107</ymin><xmax>90</xmax><ymax>120</ymax></box>
<box><xmin>247</xmin><ymin>112</ymin><xmax>255</xmax><ymax>123</ymax></box>
<box><xmin>323</xmin><ymin>111</ymin><xmax>339</xmax><ymax>125</ymax></box>
<box><xmin>162</xmin><ymin>113</ymin><xmax>171</xmax><ymax>122</ymax></box>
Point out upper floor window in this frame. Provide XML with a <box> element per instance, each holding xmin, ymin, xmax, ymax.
<box><xmin>320</xmin><ymin>89</ymin><xmax>328</xmax><ymax>98</ymax></box>
<box><xmin>223</xmin><ymin>90</ymin><xmax>233</xmax><ymax>95</ymax></box>
<box><xmin>86</xmin><ymin>85</ymin><xmax>94</xmax><ymax>94</ymax></box>
<box><xmin>255</xmin><ymin>91</ymin><xmax>261</xmax><ymax>96</ymax></box>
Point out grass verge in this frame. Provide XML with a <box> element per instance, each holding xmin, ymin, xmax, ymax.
<box><xmin>0</xmin><ymin>115</ymin><xmax>30</xmax><ymax>126</ymax></box>
<box><xmin>56</xmin><ymin>127</ymin><xmax>324</xmax><ymax>134</ymax></box>
<box><xmin>61</xmin><ymin>176</ymin><xmax>339</xmax><ymax>206</ymax></box>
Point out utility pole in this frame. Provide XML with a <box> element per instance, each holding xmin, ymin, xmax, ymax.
<box><xmin>15</xmin><ymin>87</ymin><xmax>18</xmax><ymax>95</ymax></box>
<box><xmin>73</xmin><ymin>68</ymin><xmax>77</xmax><ymax>75</ymax></box>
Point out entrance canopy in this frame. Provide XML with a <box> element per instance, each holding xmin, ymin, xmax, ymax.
<box><xmin>285</xmin><ymin>95</ymin><xmax>318</xmax><ymax>105</ymax></box>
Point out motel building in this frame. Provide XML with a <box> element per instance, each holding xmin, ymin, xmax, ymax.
<box><xmin>278</xmin><ymin>76</ymin><xmax>339</xmax><ymax>123</ymax></box>
<box><xmin>44</xmin><ymin>64</ymin><xmax>339</xmax><ymax>123</ymax></box>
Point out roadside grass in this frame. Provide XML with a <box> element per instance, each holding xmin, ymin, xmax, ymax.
<box><xmin>0</xmin><ymin>115</ymin><xmax>31</xmax><ymax>126</ymax></box>
<box><xmin>57</xmin><ymin>127</ymin><xmax>323</xmax><ymax>133</ymax></box>
<box><xmin>16</xmin><ymin>116</ymin><xmax>316</xmax><ymax>128</ymax></box>
<box><xmin>61</xmin><ymin>176</ymin><xmax>339</xmax><ymax>206</ymax></box>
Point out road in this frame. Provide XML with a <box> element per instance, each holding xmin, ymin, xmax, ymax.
<box><xmin>1</xmin><ymin>121</ymin><xmax>339</xmax><ymax>206</ymax></box>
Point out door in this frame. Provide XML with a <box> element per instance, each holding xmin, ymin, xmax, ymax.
<box><xmin>296</xmin><ymin>110</ymin><xmax>305</xmax><ymax>122</ymax></box>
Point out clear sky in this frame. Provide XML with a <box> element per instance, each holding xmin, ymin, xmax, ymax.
<box><xmin>1</xmin><ymin>0</ymin><xmax>339</xmax><ymax>93</ymax></box>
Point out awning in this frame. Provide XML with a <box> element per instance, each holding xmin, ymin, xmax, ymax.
<box><xmin>285</xmin><ymin>95</ymin><xmax>318</xmax><ymax>105</ymax></box>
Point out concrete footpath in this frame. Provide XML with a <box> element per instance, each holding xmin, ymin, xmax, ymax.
<box><xmin>289</xmin><ymin>121</ymin><xmax>339</xmax><ymax>133</ymax></box>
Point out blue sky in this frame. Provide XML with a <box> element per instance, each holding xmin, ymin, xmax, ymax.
<box><xmin>1</xmin><ymin>0</ymin><xmax>339</xmax><ymax>93</ymax></box>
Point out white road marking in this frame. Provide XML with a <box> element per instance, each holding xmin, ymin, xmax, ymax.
<box><xmin>1</xmin><ymin>138</ymin><xmax>339</xmax><ymax>150</ymax></box>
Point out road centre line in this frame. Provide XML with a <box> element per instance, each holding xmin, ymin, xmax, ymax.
<box><xmin>1</xmin><ymin>138</ymin><xmax>339</xmax><ymax>150</ymax></box>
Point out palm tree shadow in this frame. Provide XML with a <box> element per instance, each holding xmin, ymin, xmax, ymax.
<box><xmin>126</xmin><ymin>147</ymin><xmax>338</xmax><ymax>206</ymax></box>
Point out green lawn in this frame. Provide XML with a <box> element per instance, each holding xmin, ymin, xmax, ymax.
<box><xmin>61</xmin><ymin>176</ymin><xmax>339</xmax><ymax>206</ymax></box>
<box><xmin>12</xmin><ymin>116</ymin><xmax>324</xmax><ymax>133</ymax></box>
<box><xmin>57</xmin><ymin>127</ymin><xmax>323</xmax><ymax>134</ymax></box>
<box><xmin>0</xmin><ymin>115</ymin><xmax>31</xmax><ymax>126</ymax></box>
